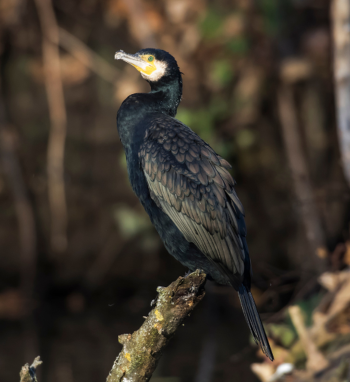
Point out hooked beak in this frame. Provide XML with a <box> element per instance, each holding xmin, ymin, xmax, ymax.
<box><xmin>115</xmin><ymin>50</ymin><xmax>153</xmax><ymax>72</ymax></box>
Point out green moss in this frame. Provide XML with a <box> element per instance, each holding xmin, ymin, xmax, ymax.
<box><xmin>210</xmin><ymin>60</ymin><xmax>234</xmax><ymax>87</ymax></box>
<box><xmin>268</xmin><ymin>323</ymin><xmax>296</xmax><ymax>348</ymax></box>
<box><xmin>226</xmin><ymin>37</ymin><xmax>249</xmax><ymax>55</ymax></box>
<box><xmin>260</xmin><ymin>0</ymin><xmax>280</xmax><ymax>36</ymax></box>
<box><xmin>236</xmin><ymin>129</ymin><xmax>256</xmax><ymax>149</ymax></box>
<box><xmin>198</xmin><ymin>8</ymin><xmax>223</xmax><ymax>40</ymax></box>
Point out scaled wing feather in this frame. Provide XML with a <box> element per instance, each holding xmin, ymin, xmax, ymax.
<box><xmin>139</xmin><ymin>115</ymin><xmax>248</xmax><ymax>279</ymax></box>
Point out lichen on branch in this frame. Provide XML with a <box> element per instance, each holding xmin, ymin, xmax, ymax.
<box><xmin>107</xmin><ymin>269</ymin><xmax>207</xmax><ymax>382</ymax></box>
<box><xmin>19</xmin><ymin>356</ymin><xmax>42</xmax><ymax>382</ymax></box>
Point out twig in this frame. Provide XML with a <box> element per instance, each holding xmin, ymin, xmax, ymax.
<box><xmin>289</xmin><ymin>305</ymin><xmax>329</xmax><ymax>373</ymax></box>
<box><xmin>277</xmin><ymin>85</ymin><xmax>327</xmax><ymax>273</ymax></box>
<box><xmin>34</xmin><ymin>0</ymin><xmax>68</xmax><ymax>253</ymax></box>
<box><xmin>107</xmin><ymin>270</ymin><xmax>206</xmax><ymax>382</ymax></box>
<box><xmin>19</xmin><ymin>356</ymin><xmax>42</xmax><ymax>382</ymax></box>
<box><xmin>58</xmin><ymin>27</ymin><xmax>119</xmax><ymax>83</ymax></box>
<box><xmin>332</xmin><ymin>0</ymin><xmax>350</xmax><ymax>188</ymax></box>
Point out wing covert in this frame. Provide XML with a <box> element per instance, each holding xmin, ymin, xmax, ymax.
<box><xmin>139</xmin><ymin>115</ymin><xmax>247</xmax><ymax>278</ymax></box>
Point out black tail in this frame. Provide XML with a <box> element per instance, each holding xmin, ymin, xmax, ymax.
<box><xmin>238</xmin><ymin>285</ymin><xmax>274</xmax><ymax>361</ymax></box>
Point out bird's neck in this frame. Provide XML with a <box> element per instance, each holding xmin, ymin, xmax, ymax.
<box><xmin>149</xmin><ymin>76</ymin><xmax>182</xmax><ymax>117</ymax></box>
<box><xmin>117</xmin><ymin>75</ymin><xmax>182</xmax><ymax>154</ymax></box>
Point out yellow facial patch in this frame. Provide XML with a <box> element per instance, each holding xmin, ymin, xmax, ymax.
<box><xmin>132</xmin><ymin>55</ymin><xmax>157</xmax><ymax>75</ymax></box>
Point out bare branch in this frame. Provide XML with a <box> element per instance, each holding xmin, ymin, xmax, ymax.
<box><xmin>0</xmin><ymin>86</ymin><xmax>37</xmax><ymax>310</ymax></box>
<box><xmin>0</xmin><ymin>127</ymin><xmax>37</xmax><ymax>298</ymax></box>
<box><xmin>58</xmin><ymin>27</ymin><xmax>119</xmax><ymax>83</ymax></box>
<box><xmin>107</xmin><ymin>270</ymin><xmax>206</xmax><ymax>382</ymax></box>
<box><xmin>289</xmin><ymin>306</ymin><xmax>329</xmax><ymax>373</ymax></box>
<box><xmin>277</xmin><ymin>85</ymin><xmax>327</xmax><ymax>273</ymax></box>
<box><xmin>19</xmin><ymin>356</ymin><xmax>42</xmax><ymax>382</ymax></box>
<box><xmin>34</xmin><ymin>0</ymin><xmax>68</xmax><ymax>253</ymax></box>
<box><xmin>331</xmin><ymin>0</ymin><xmax>350</xmax><ymax>188</ymax></box>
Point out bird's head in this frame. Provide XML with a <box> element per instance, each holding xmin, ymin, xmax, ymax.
<box><xmin>115</xmin><ymin>48</ymin><xmax>181</xmax><ymax>86</ymax></box>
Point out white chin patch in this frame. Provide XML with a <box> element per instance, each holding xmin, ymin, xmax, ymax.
<box><xmin>141</xmin><ymin>60</ymin><xmax>168</xmax><ymax>82</ymax></box>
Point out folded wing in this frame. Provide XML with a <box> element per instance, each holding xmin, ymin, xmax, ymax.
<box><xmin>139</xmin><ymin>115</ymin><xmax>249</xmax><ymax>281</ymax></box>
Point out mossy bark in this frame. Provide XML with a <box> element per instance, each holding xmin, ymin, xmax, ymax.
<box><xmin>19</xmin><ymin>356</ymin><xmax>42</xmax><ymax>382</ymax></box>
<box><xmin>106</xmin><ymin>270</ymin><xmax>207</xmax><ymax>382</ymax></box>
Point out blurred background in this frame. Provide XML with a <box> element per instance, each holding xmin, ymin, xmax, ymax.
<box><xmin>1</xmin><ymin>0</ymin><xmax>350</xmax><ymax>381</ymax></box>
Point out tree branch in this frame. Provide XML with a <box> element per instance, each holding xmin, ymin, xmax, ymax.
<box><xmin>34</xmin><ymin>0</ymin><xmax>68</xmax><ymax>254</ymax></box>
<box><xmin>107</xmin><ymin>270</ymin><xmax>207</xmax><ymax>382</ymax></box>
<box><xmin>0</xmin><ymin>84</ymin><xmax>37</xmax><ymax>311</ymax></box>
<box><xmin>19</xmin><ymin>356</ymin><xmax>42</xmax><ymax>382</ymax></box>
<box><xmin>331</xmin><ymin>0</ymin><xmax>350</xmax><ymax>189</ymax></box>
<box><xmin>277</xmin><ymin>84</ymin><xmax>327</xmax><ymax>273</ymax></box>
<box><xmin>58</xmin><ymin>27</ymin><xmax>119</xmax><ymax>83</ymax></box>
<box><xmin>289</xmin><ymin>305</ymin><xmax>329</xmax><ymax>373</ymax></box>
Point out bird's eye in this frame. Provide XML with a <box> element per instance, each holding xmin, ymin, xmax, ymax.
<box><xmin>148</xmin><ymin>56</ymin><xmax>154</xmax><ymax>62</ymax></box>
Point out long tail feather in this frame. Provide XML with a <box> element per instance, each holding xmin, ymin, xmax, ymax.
<box><xmin>238</xmin><ymin>284</ymin><xmax>274</xmax><ymax>361</ymax></box>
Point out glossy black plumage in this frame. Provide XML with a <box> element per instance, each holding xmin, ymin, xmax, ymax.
<box><xmin>116</xmin><ymin>48</ymin><xmax>273</xmax><ymax>360</ymax></box>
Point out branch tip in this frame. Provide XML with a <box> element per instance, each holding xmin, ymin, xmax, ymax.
<box><xmin>107</xmin><ymin>270</ymin><xmax>206</xmax><ymax>382</ymax></box>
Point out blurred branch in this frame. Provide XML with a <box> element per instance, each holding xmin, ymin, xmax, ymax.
<box><xmin>332</xmin><ymin>0</ymin><xmax>350</xmax><ymax>189</ymax></box>
<box><xmin>194</xmin><ymin>284</ymin><xmax>218</xmax><ymax>382</ymax></box>
<box><xmin>0</xmin><ymin>103</ymin><xmax>37</xmax><ymax>309</ymax></box>
<box><xmin>254</xmin><ymin>270</ymin><xmax>350</xmax><ymax>382</ymax></box>
<box><xmin>107</xmin><ymin>270</ymin><xmax>206</xmax><ymax>382</ymax></box>
<box><xmin>58</xmin><ymin>27</ymin><xmax>119</xmax><ymax>83</ymax></box>
<box><xmin>121</xmin><ymin>0</ymin><xmax>157</xmax><ymax>48</ymax></box>
<box><xmin>289</xmin><ymin>305</ymin><xmax>329</xmax><ymax>373</ymax></box>
<box><xmin>277</xmin><ymin>84</ymin><xmax>327</xmax><ymax>273</ymax></box>
<box><xmin>0</xmin><ymin>0</ymin><xmax>37</xmax><ymax>314</ymax></box>
<box><xmin>19</xmin><ymin>356</ymin><xmax>42</xmax><ymax>382</ymax></box>
<box><xmin>0</xmin><ymin>90</ymin><xmax>38</xmax><ymax>363</ymax></box>
<box><xmin>34</xmin><ymin>0</ymin><xmax>68</xmax><ymax>253</ymax></box>
<box><xmin>1</xmin><ymin>9</ymin><xmax>39</xmax><ymax>363</ymax></box>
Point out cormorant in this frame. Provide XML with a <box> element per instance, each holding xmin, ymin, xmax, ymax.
<box><xmin>115</xmin><ymin>48</ymin><xmax>273</xmax><ymax>361</ymax></box>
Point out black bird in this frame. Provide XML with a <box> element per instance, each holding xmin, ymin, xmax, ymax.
<box><xmin>115</xmin><ymin>48</ymin><xmax>273</xmax><ymax>361</ymax></box>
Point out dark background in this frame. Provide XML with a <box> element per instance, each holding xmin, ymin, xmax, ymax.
<box><xmin>0</xmin><ymin>0</ymin><xmax>349</xmax><ymax>381</ymax></box>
